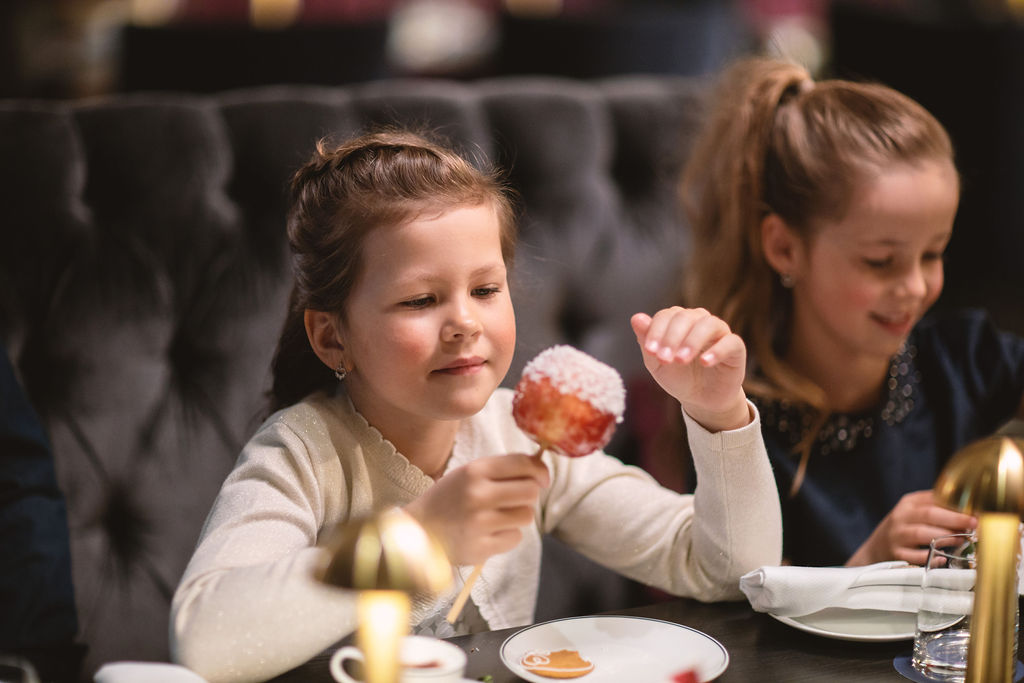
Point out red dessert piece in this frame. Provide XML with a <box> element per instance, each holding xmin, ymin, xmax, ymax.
<box><xmin>513</xmin><ymin>345</ymin><xmax>625</xmax><ymax>457</ymax></box>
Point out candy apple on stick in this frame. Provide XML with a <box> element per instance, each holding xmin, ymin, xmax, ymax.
<box><xmin>446</xmin><ymin>345</ymin><xmax>625</xmax><ymax>623</ymax></box>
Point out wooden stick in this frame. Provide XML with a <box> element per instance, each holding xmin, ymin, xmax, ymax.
<box><xmin>446</xmin><ymin>444</ymin><xmax>548</xmax><ymax>624</ymax></box>
<box><xmin>446</xmin><ymin>563</ymin><xmax>483</xmax><ymax>623</ymax></box>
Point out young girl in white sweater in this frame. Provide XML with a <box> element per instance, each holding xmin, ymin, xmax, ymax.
<box><xmin>170</xmin><ymin>130</ymin><xmax>781</xmax><ymax>682</ymax></box>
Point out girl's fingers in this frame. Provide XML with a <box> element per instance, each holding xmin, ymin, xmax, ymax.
<box><xmin>642</xmin><ymin>307</ymin><xmax>704</xmax><ymax>361</ymax></box>
<box><xmin>630</xmin><ymin>312</ymin><xmax>652</xmax><ymax>341</ymax></box>
<box><xmin>484</xmin><ymin>528</ymin><xmax>525</xmax><ymax>556</ymax></box>
<box><xmin>648</xmin><ymin>308</ymin><xmax>733</xmax><ymax>365</ymax></box>
<box><xmin>475</xmin><ymin>453</ymin><xmax>550</xmax><ymax>487</ymax></box>
<box><xmin>478</xmin><ymin>479</ymin><xmax>544</xmax><ymax>508</ymax></box>
<box><xmin>671</xmin><ymin>313</ymin><xmax>732</xmax><ymax>363</ymax></box>
<box><xmin>909</xmin><ymin>524</ymin><xmax>969</xmax><ymax>549</ymax></box>
<box><xmin>661</xmin><ymin>310</ymin><xmax>711</xmax><ymax>361</ymax></box>
<box><xmin>493</xmin><ymin>505</ymin><xmax>538</xmax><ymax>528</ymax></box>
<box><xmin>698</xmin><ymin>332</ymin><xmax>746</xmax><ymax>367</ymax></box>
<box><xmin>642</xmin><ymin>308</ymin><xmax>691</xmax><ymax>357</ymax></box>
<box><xmin>474</xmin><ymin>506</ymin><xmax>536</xmax><ymax>538</ymax></box>
<box><xmin>895</xmin><ymin>547</ymin><xmax>931</xmax><ymax>566</ymax></box>
<box><xmin>923</xmin><ymin>505</ymin><xmax>976</xmax><ymax>531</ymax></box>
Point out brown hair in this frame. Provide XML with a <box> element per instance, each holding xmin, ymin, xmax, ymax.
<box><xmin>268</xmin><ymin>130</ymin><xmax>518</xmax><ymax>414</ymax></box>
<box><xmin>681</xmin><ymin>57</ymin><xmax>955</xmax><ymax>491</ymax></box>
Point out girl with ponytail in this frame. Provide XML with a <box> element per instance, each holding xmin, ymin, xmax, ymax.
<box><xmin>682</xmin><ymin>56</ymin><xmax>1024</xmax><ymax>567</ymax></box>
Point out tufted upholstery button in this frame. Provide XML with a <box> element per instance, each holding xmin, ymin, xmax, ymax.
<box><xmin>94</xmin><ymin>480</ymin><xmax>156</xmax><ymax>584</ymax></box>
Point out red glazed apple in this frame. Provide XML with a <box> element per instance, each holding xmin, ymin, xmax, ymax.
<box><xmin>512</xmin><ymin>345</ymin><xmax>625</xmax><ymax>458</ymax></box>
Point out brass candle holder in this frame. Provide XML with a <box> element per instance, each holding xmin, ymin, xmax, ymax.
<box><xmin>934</xmin><ymin>436</ymin><xmax>1024</xmax><ymax>683</ymax></box>
<box><xmin>315</xmin><ymin>508</ymin><xmax>452</xmax><ymax>683</ymax></box>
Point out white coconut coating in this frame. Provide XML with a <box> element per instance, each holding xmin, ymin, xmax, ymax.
<box><xmin>519</xmin><ymin>345</ymin><xmax>625</xmax><ymax>420</ymax></box>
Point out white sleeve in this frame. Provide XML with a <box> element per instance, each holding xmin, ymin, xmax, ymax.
<box><xmin>539</xmin><ymin>401</ymin><xmax>782</xmax><ymax>601</ymax></box>
<box><xmin>169</xmin><ymin>423</ymin><xmax>358</xmax><ymax>683</ymax></box>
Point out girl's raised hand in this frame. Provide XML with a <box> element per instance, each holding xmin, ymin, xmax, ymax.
<box><xmin>631</xmin><ymin>307</ymin><xmax>750</xmax><ymax>433</ymax></box>
<box><xmin>845</xmin><ymin>490</ymin><xmax>977</xmax><ymax>566</ymax></box>
<box><xmin>404</xmin><ymin>454</ymin><xmax>550</xmax><ymax>566</ymax></box>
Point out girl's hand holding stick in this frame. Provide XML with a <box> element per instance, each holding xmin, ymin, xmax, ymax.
<box><xmin>445</xmin><ymin>443</ymin><xmax>547</xmax><ymax>624</ymax></box>
<box><xmin>446</xmin><ymin>345</ymin><xmax>626</xmax><ymax>623</ymax></box>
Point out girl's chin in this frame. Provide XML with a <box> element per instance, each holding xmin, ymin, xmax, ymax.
<box><xmin>438</xmin><ymin>391</ymin><xmax>497</xmax><ymax>419</ymax></box>
<box><xmin>849</xmin><ymin>330</ymin><xmax>907</xmax><ymax>363</ymax></box>
<box><xmin>873</xmin><ymin>338</ymin><xmax>910</xmax><ymax>364</ymax></box>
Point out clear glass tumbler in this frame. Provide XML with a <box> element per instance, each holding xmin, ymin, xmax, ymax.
<box><xmin>912</xmin><ymin>532</ymin><xmax>1020</xmax><ymax>682</ymax></box>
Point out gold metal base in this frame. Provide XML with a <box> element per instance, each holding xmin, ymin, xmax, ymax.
<box><xmin>934</xmin><ymin>437</ymin><xmax>1024</xmax><ymax>683</ymax></box>
<box><xmin>357</xmin><ymin>590</ymin><xmax>410</xmax><ymax>683</ymax></box>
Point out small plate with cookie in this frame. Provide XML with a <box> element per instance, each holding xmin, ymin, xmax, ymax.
<box><xmin>499</xmin><ymin>615</ymin><xmax>727</xmax><ymax>682</ymax></box>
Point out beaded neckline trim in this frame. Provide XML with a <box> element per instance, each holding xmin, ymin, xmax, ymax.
<box><xmin>754</xmin><ymin>343</ymin><xmax>919</xmax><ymax>456</ymax></box>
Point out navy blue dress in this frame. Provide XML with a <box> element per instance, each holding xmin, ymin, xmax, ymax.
<box><xmin>753</xmin><ymin>310</ymin><xmax>1024</xmax><ymax>567</ymax></box>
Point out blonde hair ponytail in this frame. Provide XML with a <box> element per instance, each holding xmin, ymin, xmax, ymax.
<box><xmin>682</xmin><ymin>57</ymin><xmax>954</xmax><ymax>493</ymax></box>
<box><xmin>683</xmin><ymin>58</ymin><xmax>823</xmax><ymax>406</ymax></box>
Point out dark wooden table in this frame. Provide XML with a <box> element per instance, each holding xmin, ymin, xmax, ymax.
<box><xmin>275</xmin><ymin>596</ymin><xmax>957</xmax><ymax>682</ymax></box>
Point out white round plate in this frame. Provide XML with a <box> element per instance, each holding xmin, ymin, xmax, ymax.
<box><xmin>500</xmin><ymin>615</ymin><xmax>728</xmax><ymax>682</ymax></box>
<box><xmin>769</xmin><ymin>608</ymin><xmax>917</xmax><ymax>642</ymax></box>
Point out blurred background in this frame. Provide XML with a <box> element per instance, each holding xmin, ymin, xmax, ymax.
<box><xmin>1</xmin><ymin>0</ymin><xmax>1023</xmax><ymax>325</ymax></box>
<box><xmin>2</xmin><ymin>0</ymin><xmax>1022</xmax><ymax>100</ymax></box>
<box><xmin>0</xmin><ymin>0</ymin><xmax>899</xmax><ymax>100</ymax></box>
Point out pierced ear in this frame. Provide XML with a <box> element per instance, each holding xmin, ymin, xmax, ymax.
<box><xmin>760</xmin><ymin>213</ymin><xmax>803</xmax><ymax>279</ymax></box>
<box><xmin>304</xmin><ymin>309</ymin><xmax>346</xmax><ymax>372</ymax></box>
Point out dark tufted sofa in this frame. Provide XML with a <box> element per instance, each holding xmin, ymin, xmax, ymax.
<box><xmin>0</xmin><ymin>75</ymin><xmax>706</xmax><ymax>680</ymax></box>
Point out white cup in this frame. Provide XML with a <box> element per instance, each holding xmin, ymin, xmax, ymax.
<box><xmin>330</xmin><ymin>635</ymin><xmax>467</xmax><ymax>683</ymax></box>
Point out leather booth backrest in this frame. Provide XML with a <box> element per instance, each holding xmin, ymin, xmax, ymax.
<box><xmin>0</xmin><ymin>75</ymin><xmax>704</xmax><ymax>678</ymax></box>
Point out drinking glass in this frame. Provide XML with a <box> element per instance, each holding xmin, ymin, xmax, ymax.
<box><xmin>912</xmin><ymin>532</ymin><xmax>1020</xmax><ymax>682</ymax></box>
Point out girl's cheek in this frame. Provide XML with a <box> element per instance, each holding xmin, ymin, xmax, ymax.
<box><xmin>835</xmin><ymin>281</ymin><xmax>879</xmax><ymax>310</ymax></box>
<box><xmin>387</xmin><ymin>325</ymin><xmax>436</xmax><ymax>356</ymax></box>
<box><xmin>926</xmin><ymin>271</ymin><xmax>944</xmax><ymax>303</ymax></box>
<box><xmin>487</xmin><ymin>300</ymin><xmax>516</xmax><ymax>342</ymax></box>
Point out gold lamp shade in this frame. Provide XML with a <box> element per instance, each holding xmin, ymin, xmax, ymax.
<box><xmin>316</xmin><ymin>507</ymin><xmax>452</xmax><ymax>595</ymax></box>
<box><xmin>933</xmin><ymin>436</ymin><xmax>1024</xmax><ymax>683</ymax></box>
<box><xmin>934</xmin><ymin>436</ymin><xmax>1024</xmax><ymax>516</ymax></box>
<box><xmin>315</xmin><ymin>508</ymin><xmax>452</xmax><ymax>683</ymax></box>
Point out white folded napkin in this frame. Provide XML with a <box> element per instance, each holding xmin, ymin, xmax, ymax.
<box><xmin>740</xmin><ymin>561</ymin><xmax>927</xmax><ymax>617</ymax></box>
<box><xmin>94</xmin><ymin>662</ymin><xmax>209</xmax><ymax>683</ymax></box>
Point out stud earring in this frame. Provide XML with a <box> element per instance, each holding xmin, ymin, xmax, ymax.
<box><xmin>780</xmin><ymin>273</ymin><xmax>795</xmax><ymax>288</ymax></box>
<box><xmin>334</xmin><ymin>363</ymin><xmax>347</xmax><ymax>381</ymax></box>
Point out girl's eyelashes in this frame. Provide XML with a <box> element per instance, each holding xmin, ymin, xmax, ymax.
<box><xmin>398</xmin><ymin>284</ymin><xmax>502</xmax><ymax>308</ymax></box>
<box><xmin>472</xmin><ymin>285</ymin><xmax>502</xmax><ymax>298</ymax></box>
<box><xmin>863</xmin><ymin>256</ymin><xmax>893</xmax><ymax>270</ymax></box>
<box><xmin>863</xmin><ymin>251</ymin><xmax>945</xmax><ymax>271</ymax></box>
<box><xmin>400</xmin><ymin>295</ymin><xmax>435</xmax><ymax>309</ymax></box>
